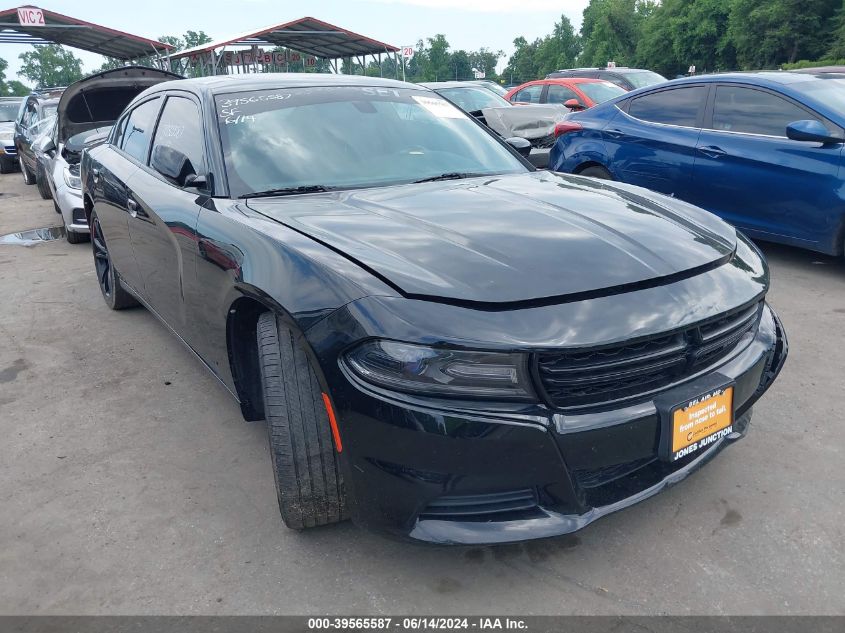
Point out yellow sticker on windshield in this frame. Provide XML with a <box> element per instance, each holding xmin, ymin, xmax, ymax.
<box><xmin>412</xmin><ymin>95</ymin><xmax>464</xmax><ymax>118</ymax></box>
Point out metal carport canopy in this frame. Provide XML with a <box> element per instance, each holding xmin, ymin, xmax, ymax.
<box><xmin>0</xmin><ymin>5</ymin><xmax>175</xmax><ymax>59</ymax></box>
<box><xmin>169</xmin><ymin>16</ymin><xmax>398</xmax><ymax>61</ymax></box>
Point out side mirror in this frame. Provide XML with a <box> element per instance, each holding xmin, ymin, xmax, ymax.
<box><xmin>786</xmin><ymin>120</ymin><xmax>842</xmax><ymax>144</ymax></box>
<box><xmin>505</xmin><ymin>136</ymin><xmax>532</xmax><ymax>157</ymax></box>
<box><xmin>563</xmin><ymin>98</ymin><xmax>585</xmax><ymax>111</ymax></box>
<box><xmin>151</xmin><ymin>144</ymin><xmax>200</xmax><ymax>187</ymax></box>
<box><xmin>184</xmin><ymin>173</ymin><xmax>208</xmax><ymax>189</ymax></box>
<box><xmin>34</xmin><ymin>136</ymin><xmax>55</xmax><ymax>154</ymax></box>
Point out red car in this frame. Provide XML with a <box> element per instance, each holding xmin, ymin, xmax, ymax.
<box><xmin>505</xmin><ymin>78</ymin><xmax>626</xmax><ymax>110</ymax></box>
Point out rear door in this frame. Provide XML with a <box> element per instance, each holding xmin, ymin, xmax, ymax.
<box><xmin>511</xmin><ymin>84</ymin><xmax>544</xmax><ymax>104</ymax></box>
<box><xmin>691</xmin><ymin>84</ymin><xmax>843</xmax><ymax>249</ymax></box>
<box><xmin>124</xmin><ymin>93</ymin><xmax>208</xmax><ymax>332</ymax></box>
<box><xmin>607</xmin><ymin>84</ymin><xmax>708</xmax><ymax>197</ymax></box>
<box><xmin>91</xmin><ymin>96</ymin><xmax>163</xmax><ymax>293</ymax></box>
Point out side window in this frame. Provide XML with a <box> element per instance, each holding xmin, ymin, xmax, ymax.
<box><xmin>627</xmin><ymin>86</ymin><xmax>706</xmax><ymax>127</ymax></box>
<box><xmin>547</xmin><ymin>84</ymin><xmax>581</xmax><ymax>105</ymax></box>
<box><xmin>112</xmin><ymin>113</ymin><xmax>129</xmax><ymax>147</ymax></box>
<box><xmin>605</xmin><ymin>75</ymin><xmax>629</xmax><ymax>89</ymax></box>
<box><xmin>712</xmin><ymin>86</ymin><xmax>819</xmax><ymax>137</ymax></box>
<box><xmin>120</xmin><ymin>97</ymin><xmax>161</xmax><ymax>164</ymax></box>
<box><xmin>149</xmin><ymin>96</ymin><xmax>205</xmax><ymax>187</ymax></box>
<box><xmin>513</xmin><ymin>85</ymin><xmax>543</xmax><ymax>104</ymax></box>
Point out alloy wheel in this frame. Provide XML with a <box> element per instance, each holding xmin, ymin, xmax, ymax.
<box><xmin>91</xmin><ymin>217</ymin><xmax>113</xmax><ymax>298</ymax></box>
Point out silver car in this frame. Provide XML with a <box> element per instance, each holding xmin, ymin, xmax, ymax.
<box><xmin>35</xmin><ymin>66</ymin><xmax>182</xmax><ymax>243</ymax></box>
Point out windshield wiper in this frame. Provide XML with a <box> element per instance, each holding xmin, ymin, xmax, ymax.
<box><xmin>239</xmin><ymin>185</ymin><xmax>335</xmax><ymax>199</ymax></box>
<box><xmin>413</xmin><ymin>172</ymin><xmax>485</xmax><ymax>184</ymax></box>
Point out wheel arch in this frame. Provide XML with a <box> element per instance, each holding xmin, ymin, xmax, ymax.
<box><xmin>225</xmin><ymin>288</ymin><xmax>327</xmax><ymax>423</ymax></box>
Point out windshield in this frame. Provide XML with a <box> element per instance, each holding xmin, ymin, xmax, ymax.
<box><xmin>476</xmin><ymin>81</ymin><xmax>509</xmax><ymax>97</ymax></box>
<box><xmin>435</xmin><ymin>86</ymin><xmax>512</xmax><ymax>112</ymax></box>
<box><xmin>215</xmin><ymin>86</ymin><xmax>527</xmax><ymax>197</ymax></box>
<box><xmin>578</xmin><ymin>81</ymin><xmax>627</xmax><ymax>104</ymax></box>
<box><xmin>792</xmin><ymin>77</ymin><xmax>845</xmax><ymax>114</ymax></box>
<box><xmin>0</xmin><ymin>101</ymin><xmax>21</xmax><ymax>122</ymax></box>
<box><xmin>619</xmin><ymin>70</ymin><xmax>667</xmax><ymax>89</ymax></box>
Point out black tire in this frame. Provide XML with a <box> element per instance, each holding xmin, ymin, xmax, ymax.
<box><xmin>90</xmin><ymin>211</ymin><xmax>138</xmax><ymax>309</ymax></box>
<box><xmin>256</xmin><ymin>311</ymin><xmax>347</xmax><ymax>530</ymax></box>
<box><xmin>19</xmin><ymin>156</ymin><xmax>35</xmax><ymax>185</ymax></box>
<box><xmin>36</xmin><ymin>164</ymin><xmax>52</xmax><ymax>199</ymax></box>
<box><xmin>578</xmin><ymin>165</ymin><xmax>613</xmax><ymax>180</ymax></box>
<box><xmin>66</xmin><ymin>229</ymin><xmax>88</xmax><ymax>244</ymax></box>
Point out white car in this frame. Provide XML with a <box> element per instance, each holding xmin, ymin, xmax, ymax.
<box><xmin>36</xmin><ymin>66</ymin><xmax>181</xmax><ymax>243</ymax></box>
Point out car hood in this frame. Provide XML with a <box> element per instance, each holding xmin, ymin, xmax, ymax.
<box><xmin>480</xmin><ymin>105</ymin><xmax>568</xmax><ymax>141</ymax></box>
<box><xmin>0</xmin><ymin>121</ymin><xmax>13</xmax><ymax>133</ymax></box>
<box><xmin>62</xmin><ymin>126</ymin><xmax>112</xmax><ymax>163</ymax></box>
<box><xmin>57</xmin><ymin>66</ymin><xmax>181</xmax><ymax>144</ymax></box>
<box><xmin>247</xmin><ymin>171</ymin><xmax>736</xmax><ymax>305</ymax></box>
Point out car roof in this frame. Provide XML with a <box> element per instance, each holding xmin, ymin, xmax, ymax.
<box><xmin>142</xmin><ymin>73</ymin><xmax>423</xmax><ymax>98</ymax></box>
<box><xmin>537</xmin><ymin>77</ymin><xmax>607</xmax><ymax>84</ymax></box>
<box><xmin>555</xmin><ymin>68</ymin><xmax>652</xmax><ymax>73</ymax></box>
<box><xmin>418</xmin><ymin>81</ymin><xmax>488</xmax><ymax>90</ymax></box>
<box><xmin>650</xmin><ymin>71</ymin><xmax>845</xmax><ymax>88</ymax></box>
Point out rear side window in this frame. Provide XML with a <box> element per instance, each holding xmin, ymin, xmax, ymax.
<box><xmin>513</xmin><ymin>85</ymin><xmax>543</xmax><ymax>103</ymax></box>
<box><xmin>120</xmin><ymin>97</ymin><xmax>161</xmax><ymax>164</ymax></box>
<box><xmin>149</xmin><ymin>96</ymin><xmax>205</xmax><ymax>186</ymax></box>
<box><xmin>627</xmin><ymin>86</ymin><xmax>706</xmax><ymax>127</ymax></box>
<box><xmin>547</xmin><ymin>84</ymin><xmax>581</xmax><ymax>105</ymax></box>
<box><xmin>712</xmin><ymin>85</ymin><xmax>818</xmax><ymax>137</ymax></box>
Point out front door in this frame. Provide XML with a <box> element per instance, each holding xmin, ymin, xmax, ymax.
<box><xmin>690</xmin><ymin>84</ymin><xmax>844</xmax><ymax>251</ymax></box>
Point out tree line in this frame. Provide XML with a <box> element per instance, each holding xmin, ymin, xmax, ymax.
<box><xmin>4</xmin><ymin>0</ymin><xmax>845</xmax><ymax>95</ymax></box>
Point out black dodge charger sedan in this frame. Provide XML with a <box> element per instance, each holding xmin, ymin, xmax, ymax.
<box><xmin>81</xmin><ymin>74</ymin><xmax>787</xmax><ymax>544</ymax></box>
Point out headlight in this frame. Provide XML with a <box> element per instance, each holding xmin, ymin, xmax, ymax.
<box><xmin>0</xmin><ymin>131</ymin><xmax>13</xmax><ymax>143</ymax></box>
<box><xmin>344</xmin><ymin>340</ymin><xmax>534</xmax><ymax>400</ymax></box>
<box><xmin>63</xmin><ymin>164</ymin><xmax>81</xmax><ymax>190</ymax></box>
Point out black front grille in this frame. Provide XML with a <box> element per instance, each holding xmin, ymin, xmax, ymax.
<box><xmin>421</xmin><ymin>489</ymin><xmax>538</xmax><ymax>519</ymax></box>
<box><xmin>538</xmin><ymin>302</ymin><xmax>761</xmax><ymax>409</ymax></box>
<box><xmin>530</xmin><ymin>134</ymin><xmax>556</xmax><ymax>149</ymax></box>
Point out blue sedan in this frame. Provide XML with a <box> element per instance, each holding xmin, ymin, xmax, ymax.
<box><xmin>550</xmin><ymin>72</ymin><xmax>845</xmax><ymax>255</ymax></box>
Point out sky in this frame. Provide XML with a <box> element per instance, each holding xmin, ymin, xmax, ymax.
<box><xmin>1</xmin><ymin>0</ymin><xmax>591</xmax><ymax>83</ymax></box>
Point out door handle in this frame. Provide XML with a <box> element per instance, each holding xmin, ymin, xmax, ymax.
<box><xmin>699</xmin><ymin>145</ymin><xmax>727</xmax><ymax>158</ymax></box>
<box><xmin>126</xmin><ymin>196</ymin><xmax>138</xmax><ymax>218</ymax></box>
<box><xmin>92</xmin><ymin>167</ymin><xmax>100</xmax><ymax>183</ymax></box>
<box><xmin>605</xmin><ymin>128</ymin><xmax>624</xmax><ymax>139</ymax></box>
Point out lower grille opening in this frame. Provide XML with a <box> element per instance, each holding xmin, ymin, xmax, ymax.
<box><xmin>421</xmin><ymin>488</ymin><xmax>539</xmax><ymax>520</ymax></box>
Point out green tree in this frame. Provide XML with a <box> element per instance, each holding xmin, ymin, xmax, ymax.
<box><xmin>534</xmin><ymin>14</ymin><xmax>582</xmax><ymax>77</ymax></box>
<box><xmin>422</xmin><ymin>34</ymin><xmax>452</xmax><ymax>81</ymax></box>
<box><xmin>729</xmin><ymin>0</ymin><xmax>839</xmax><ymax>68</ymax></box>
<box><xmin>183</xmin><ymin>30</ymin><xmax>212</xmax><ymax>49</ymax></box>
<box><xmin>94</xmin><ymin>56</ymin><xmax>127</xmax><ymax>73</ymax></box>
<box><xmin>17</xmin><ymin>44</ymin><xmax>83</xmax><ymax>88</ymax></box>
<box><xmin>468</xmin><ymin>48</ymin><xmax>504</xmax><ymax>79</ymax></box>
<box><xmin>450</xmin><ymin>49</ymin><xmax>472</xmax><ymax>80</ymax></box>
<box><xmin>503</xmin><ymin>36</ymin><xmax>541</xmax><ymax>84</ymax></box>
<box><xmin>580</xmin><ymin>0</ymin><xmax>648</xmax><ymax>67</ymax></box>
<box><xmin>6</xmin><ymin>80</ymin><xmax>30</xmax><ymax>96</ymax></box>
<box><xmin>157</xmin><ymin>35</ymin><xmax>184</xmax><ymax>51</ymax></box>
<box><xmin>636</xmin><ymin>0</ymin><xmax>735</xmax><ymax>76</ymax></box>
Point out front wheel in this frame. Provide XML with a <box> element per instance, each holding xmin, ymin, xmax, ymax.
<box><xmin>90</xmin><ymin>211</ymin><xmax>138</xmax><ymax>309</ymax></box>
<box><xmin>36</xmin><ymin>165</ymin><xmax>52</xmax><ymax>199</ymax></box>
<box><xmin>578</xmin><ymin>165</ymin><xmax>613</xmax><ymax>180</ymax></box>
<box><xmin>19</xmin><ymin>156</ymin><xmax>35</xmax><ymax>185</ymax></box>
<box><xmin>256</xmin><ymin>311</ymin><xmax>347</xmax><ymax>530</ymax></box>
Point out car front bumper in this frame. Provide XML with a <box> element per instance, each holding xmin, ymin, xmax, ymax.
<box><xmin>318</xmin><ymin>304</ymin><xmax>786</xmax><ymax>544</ymax></box>
<box><xmin>54</xmin><ymin>179</ymin><xmax>88</xmax><ymax>234</ymax></box>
